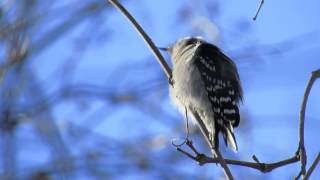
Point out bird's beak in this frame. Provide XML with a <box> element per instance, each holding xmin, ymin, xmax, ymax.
<box><xmin>158</xmin><ymin>47</ymin><xmax>169</xmax><ymax>51</ymax></box>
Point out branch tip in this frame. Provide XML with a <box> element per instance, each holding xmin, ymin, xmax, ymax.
<box><xmin>252</xmin><ymin>155</ymin><xmax>261</xmax><ymax>163</ymax></box>
<box><xmin>252</xmin><ymin>0</ymin><xmax>265</xmax><ymax>21</ymax></box>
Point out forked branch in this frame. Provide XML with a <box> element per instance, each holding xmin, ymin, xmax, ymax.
<box><xmin>177</xmin><ymin>140</ymin><xmax>299</xmax><ymax>172</ymax></box>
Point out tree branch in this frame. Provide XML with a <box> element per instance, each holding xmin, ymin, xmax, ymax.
<box><xmin>253</xmin><ymin>0</ymin><xmax>265</xmax><ymax>21</ymax></box>
<box><xmin>304</xmin><ymin>153</ymin><xmax>320</xmax><ymax>179</ymax></box>
<box><xmin>297</xmin><ymin>69</ymin><xmax>320</xmax><ymax>178</ymax></box>
<box><xmin>108</xmin><ymin>0</ymin><xmax>172</xmax><ymax>80</ymax></box>
<box><xmin>176</xmin><ymin>141</ymin><xmax>299</xmax><ymax>173</ymax></box>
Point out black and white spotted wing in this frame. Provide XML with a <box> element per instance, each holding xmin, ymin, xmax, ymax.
<box><xmin>194</xmin><ymin>43</ymin><xmax>243</xmax><ymax>148</ymax></box>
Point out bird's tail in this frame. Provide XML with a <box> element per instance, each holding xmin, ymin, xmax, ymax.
<box><xmin>221</xmin><ymin>122</ymin><xmax>238</xmax><ymax>152</ymax></box>
<box><xmin>190</xmin><ymin>108</ymin><xmax>238</xmax><ymax>152</ymax></box>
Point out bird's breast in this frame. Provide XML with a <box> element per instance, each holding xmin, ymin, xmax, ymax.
<box><xmin>170</xmin><ymin>57</ymin><xmax>214</xmax><ymax>123</ymax></box>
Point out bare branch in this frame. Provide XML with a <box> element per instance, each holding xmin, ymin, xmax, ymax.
<box><xmin>176</xmin><ymin>143</ymin><xmax>300</xmax><ymax>173</ymax></box>
<box><xmin>253</xmin><ymin>0</ymin><xmax>265</xmax><ymax>21</ymax></box>
<box><xmin>108</xmin><ymin>0</ymin><xmax>172</xmax><ymax>80</ymax></box>
<box><xmin>304</xmin><ymin>153</ymin><xmax>320</xmax><ymax>179</ymax></box>
<box><xmin>176</xmin><ymin>147</ymin><xmax>197</xmax><ymax>161</ymax></box>
<box><xmin>298</xmin><ymin>69</ymin><xmax>320</xmax><ymax>178</ymax></box>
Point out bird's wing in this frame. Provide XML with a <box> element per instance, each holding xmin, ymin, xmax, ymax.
<box><xmin>193</xmin><ymin>43</ymin><xmax>241</xmax><ymax>151</ymax></box>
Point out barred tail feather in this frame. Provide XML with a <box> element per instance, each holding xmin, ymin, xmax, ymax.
<box><xmin>224</xmin><ymin>123</ymin><xmax>238</xmax><ymax>152</ymax></box>
<box><xmin>189</xmin><ymin>107</ymin><xmax>238</xmax><ymax>152</ymax></box>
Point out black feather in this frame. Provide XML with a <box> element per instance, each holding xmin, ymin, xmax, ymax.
<box><xmin>194</xmin><ymin>42</ymin><xmax>242</xmax><ymax>149</ymax></box>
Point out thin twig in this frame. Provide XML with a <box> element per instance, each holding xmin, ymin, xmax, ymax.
<box><xmin>304</xmin><ymin>153</ymin><xmax>320</xmax><ymax>179</ymax></box>
<box><xmin>108</xmin><ymin>0</ymin><xmax>172</xmax><ymax>79</ymax></box>
<box><xmin>176</xmin><ymin>147</ymin><xmax>197</xmax><ymax>161</ymax></box>
<box><xmin>298</xmin><ymin>69</ymin><xmax>320</xmax><ymax>178</ymax></box>
<box><xmin>295</xmin><ymin>171</ymin><xmax>302</xmax><ymax>180</ymax></box>
<box><xmin>252</xmin><ymin>155</ymin><xmax>265</xmax><ymax>170</ymax></box>
<box><xmin>186</xmin><ymin>140</ymin><xmax>200</xmax><ymax>156</ymax></box>
<box><xmin>177</xmin><ymin>144</ymin><xmax>300</xmax><ymax>173</ymax></box>
<box><xmin>253</xmin><ymin>0</ymin><xmax>264</xmax><ymax>21</ymax></box>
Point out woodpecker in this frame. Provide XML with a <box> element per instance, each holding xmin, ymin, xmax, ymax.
<box><xmin>162</xmin><ymin>37</ymin><xmax>243</xmax><ymax>151</ymax></box>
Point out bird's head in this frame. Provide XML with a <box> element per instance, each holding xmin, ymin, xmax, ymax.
<box><xmin>159</xmin><ymin>37</ymin><xmax>205</xmax><ymax>63</ymax></box>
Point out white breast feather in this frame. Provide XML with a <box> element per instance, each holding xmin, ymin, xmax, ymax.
<box><xmin>169</xmin><ymin>53</ymin><xmax>216</xmax><ymax>136</ymax></box>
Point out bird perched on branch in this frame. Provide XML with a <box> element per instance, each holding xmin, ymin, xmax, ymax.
<box><xmin>161</xmin><ymin>37</ymin><xmax>243</xmax><ymax>152</ymax></box>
